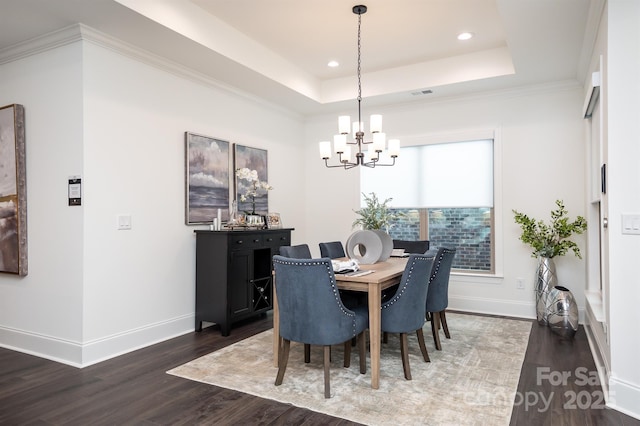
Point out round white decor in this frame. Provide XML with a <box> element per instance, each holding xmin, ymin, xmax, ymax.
<box><xmin>346</xmin><ymin>230</ymin><xmax>393</xmax><ymax>265</ymax></box>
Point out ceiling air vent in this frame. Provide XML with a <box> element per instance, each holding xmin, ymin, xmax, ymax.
<box><xmin>411</xmin><ymin>89</ymin><xmax>433</xmax><ymax>96</ymax></box>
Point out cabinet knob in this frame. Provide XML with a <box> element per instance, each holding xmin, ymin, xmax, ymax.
<box><xmin>253</xmin><ymin>239</ymin><xmax>260</xmax><ymax>243</ymax></box>
<box><xmin>236</xmin><ymin>240</ymin><xmax>243</xmax><ymax>244</ymax></box>
<box><xmin>266</xmin><ymin>238</ymin><xmax>273</xmax><ymax>242</ymax></box>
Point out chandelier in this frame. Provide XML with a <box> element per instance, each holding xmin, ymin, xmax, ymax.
<box><xmin>320</xmin><ymin>5</ymin><xmax>400</xmax><ymax>169</ymax></box>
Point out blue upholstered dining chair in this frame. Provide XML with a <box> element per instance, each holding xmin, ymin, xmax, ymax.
<box><xmin>381</xmin><ymin>253</ymin><xmax>435</xmax><ymax>380</ymax></box>
<box><xmin>279</xmin><ymin>244</ymin><xmax>312</xmax><ymax>259</ymax></box>
<box><xmin>272</xmin><ymin>256</ymin><xmax>369</xmax><ymax>398</ymax></box>
<box><xmin>319</xmin><ymin>241</ymin><xmax>364</xmax><ymax>309</ymax></box>
<box><xmin>277</xmin><ymin>244</ymin><xmax>313</xmax><ymax>361</ymax></box>
<box><xmin>393</xmin><ymin>239</ymin><xmax>430</xmax><ymax>254</ymax></box>
<box><xmin>425</xmin><ymin>246</ymin><xmax>457</xmax><ymax>350</ymax></box>
<box><xmin>319</xmin><ymin>241</ymin><xmax>346</xmax><ymax>259</ymax></box>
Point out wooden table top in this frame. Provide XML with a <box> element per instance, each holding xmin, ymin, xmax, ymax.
<box><xmin>334</xmin><ymin>257</ymin><xmax>407</xmax><ymax>290</ymax></box>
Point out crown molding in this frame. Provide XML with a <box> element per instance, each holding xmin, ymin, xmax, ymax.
<box><xmin>0</xmin><ymin>23</ymin><xmax>304</xmax><ymax>121</ymax></box>
<box><xmin>0</xmin><ymin>25</ymin><xmax>82</xmax><ymax>65</ymax></box>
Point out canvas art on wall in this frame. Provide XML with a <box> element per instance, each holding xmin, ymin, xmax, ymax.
<box><xmin>185</xmin><ymin>132</ymin><xmax>230</xmax><ymax>225</ymax></box>
<box><xmin>233</xmin><ymin>144</ymin><xmax>269</xmax><ymax>215</ymax></box>
<box><xmin>0</xmin><ymin>104</ymin><xmax>27</xmax><ymax>276</ymax></box>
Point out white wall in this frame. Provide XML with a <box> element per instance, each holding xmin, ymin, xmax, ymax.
<box><xmin>0</xmin><ymin>29</ymin><xmax>306</xmax><ymax>366</ymax></box>
<box><xmin>0</xmin><ymin>41</ymin><xmax>86</xmax><ymax>363</ymax></box>
<box><xmin>304</xmin><ymin>85</ymin><xmax>587</xmax><ymax>319</ymax></box>
<box><xmin>605</xmin><ymin>0</ymin><xmax>640</xmax><ymax>418</ymax></box>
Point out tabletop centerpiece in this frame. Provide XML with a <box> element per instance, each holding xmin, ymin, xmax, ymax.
<box><xmin>347</xmin><ymin>192</ymin><xmax>403</xmax><ymax>264</ymax></box>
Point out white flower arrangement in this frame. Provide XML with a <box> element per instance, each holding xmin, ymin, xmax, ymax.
<box><xmin>235</xmin><ymin>167</ymin><xmax>273</xmax><ymax>214</ymax></box>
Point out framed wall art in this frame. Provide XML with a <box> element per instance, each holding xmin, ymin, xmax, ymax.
<box><xmin>185</xmin><ymin>132</ymin><xmax>230</xmax><ymax>225</ymax></box>
<box><xmin>233</xmin><ymin>144</ymin><xmax>269</xmax><ymax>215</ymax></box>
<box><xmin>0</xmin><ymin>104</ymin><xmax>27</xmax><ymax>276</ymax></box>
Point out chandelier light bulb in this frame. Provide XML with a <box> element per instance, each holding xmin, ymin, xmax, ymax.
<box><xmin>370</xmin><ymin>114</ymin><xmax>382</xmax><ymax>133</ymax></box>
<box><xmin>319</xmin><ymin>141</ymin><xmax>332</xmax><ymax>159</ymax></box>
<box><xmin>334</xmin><ymin>134</ymin><xmax>347</xmax><ymax>153</ymax></box>
<box><xmin>388</xmin><ymin>139</ymin><xmax>401</xmax><ymax>157</ymax></box>
<box><xmin>338</xmin><ymin>116</ymin><xmax>351</xmax><ymax>134</ymax></box>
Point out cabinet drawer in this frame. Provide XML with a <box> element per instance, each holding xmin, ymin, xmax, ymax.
<box><xmin>230</xmin><ymin>234</ymin><xmax>263</xmax><ymax>249</ymax></box>
<box><xmin>263</xmin><ymin>231</ymin><xmax>291</xmax><ymax>248</ymax></box>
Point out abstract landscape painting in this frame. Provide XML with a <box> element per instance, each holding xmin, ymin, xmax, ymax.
<box><xmin>185</xmin><ymin>132</ymin><xmax>230</xmax><ymax>224</ymax></box>
<box><xmin>0</xmin><ymin>104</ymin><xmax>27</xmax><ymax>276</ymax></box>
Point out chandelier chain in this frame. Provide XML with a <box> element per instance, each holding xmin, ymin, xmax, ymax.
<box><xmin>356</xmin><ymin>11</ymin><xmax>363</xmax><ymax>128</ymax></box>
<box><xmin>357</xmin><ymin>12</ymin><xmax>362</xmax><ymax>104</ymax></box>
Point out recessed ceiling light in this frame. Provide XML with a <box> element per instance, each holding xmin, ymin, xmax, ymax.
<box><xmin>457</xmin><ymin>32</ymin><xmax>474</xmax><ymax>41</ymax></box>
<box><xmin>328</xmin><ymin>60</ymin><xmax>339</xmax><ymax>67</ymax></box>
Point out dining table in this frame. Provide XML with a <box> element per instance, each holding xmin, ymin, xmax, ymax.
<box><xmin>272</xmin><ymin>256</ymin><xmax>408</xmax><ymax>390</ymax></box>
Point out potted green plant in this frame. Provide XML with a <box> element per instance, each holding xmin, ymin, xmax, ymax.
<box><xmin>512</xmin><ymin>199</ymin><xmax>587</xmax><ymax>325</ymax></box>
<box><xmin>353</xmin><ymin>192</ymin><xmax>403</xmax><ymax>231</ymax></box>
<box><xmin>348</xmin><ymin>192</ymin><xmax>403</xmax><ymax>264</ymax></box>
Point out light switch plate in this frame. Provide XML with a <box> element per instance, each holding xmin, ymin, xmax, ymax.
<box><xmin>117</xmin><ymin>214</ymin><xmax>132</xmax><ymax>230</ymax></box>
<box><xmin>621</xmin><ymin>214</ymin><xmax>640</xmax><ymax>235</ymax></box>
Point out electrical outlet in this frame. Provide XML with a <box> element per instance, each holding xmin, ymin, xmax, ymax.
<box><xmin>516</xmin><ymin>278</ymin><xmax>525</xmax><ymax>290</ymax></box>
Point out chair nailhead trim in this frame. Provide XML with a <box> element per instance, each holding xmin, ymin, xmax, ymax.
<box><xmin>274</xmin><ymin>258</ymin><xmax>357</xmax><ymax>334</ymax></box>
<box><xmin>382</xmin><ymin>256</ymin><xmax>433</xmax><ymax>310</ymax></box>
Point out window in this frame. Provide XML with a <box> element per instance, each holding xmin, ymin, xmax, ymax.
<box><xmin>361</xmin><ymin>134</ymin><xmax>499</xmax><ymax>274</ymax></box>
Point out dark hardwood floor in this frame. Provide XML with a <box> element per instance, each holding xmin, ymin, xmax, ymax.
<box><xmin>0</xmin><ymin>313</ymin><xmax>638</xmax><ymax>425</ymax></box>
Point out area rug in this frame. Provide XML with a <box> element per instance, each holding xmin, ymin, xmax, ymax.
<box><xmin>167</xmin><ymin>313</ymin><xmax>531</xmax><ymax>425</ymax></box>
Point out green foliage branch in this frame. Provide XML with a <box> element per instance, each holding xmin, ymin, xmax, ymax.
<box><xmin>513</xmin><ymin>199</ymin><xmax>587</xmax><ymax>259</ymax></box>
<box><xmin>353</xmin><ymin>192</ymin><xmax>404</xmax><ymax>231</ymax></box>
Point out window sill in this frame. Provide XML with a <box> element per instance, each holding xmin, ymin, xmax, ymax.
<box><xmin>585</xmin><ymin>290</ymin><xmax>605</xmax><ymax>322</ymax></box>
<box><xmin>451</xmin><ymin>271</ymin><xmax>504</xmax><ymax>285</ymax></box>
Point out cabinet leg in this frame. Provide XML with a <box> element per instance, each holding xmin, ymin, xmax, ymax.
<box><xmin>220</xmin><ymin>323</ymin><xmax>231</xmax><ymax>337</ymax></box>
<box><xmin>195</xmin><ymin>320</ymin><xmax>203</xmax><ymax>332</ymax></box>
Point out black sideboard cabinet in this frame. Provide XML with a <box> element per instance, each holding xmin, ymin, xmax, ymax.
<box><xmin>194</xmin><ymin>228</ymin><xmax>293</xmax><ymax>336</ymax></box>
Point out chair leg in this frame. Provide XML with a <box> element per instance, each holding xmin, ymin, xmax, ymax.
<box><xmin>383</xmin><ymin>332</ymin><xmax>388</xmax><ymax>343</ymax></box>
<box><xmin>358</xmin><ymin>331</ymin><xmax>367</xmax><ymax>374</ymax></box>
<box><xmin>344</xmin><ymin>340</ymin><xmax>352</xmax><ymax>368</ymax></box>
<box><xmin>399</xmin><ymin>333</ymin><xmax>412</xmax><ymax>380</ymax></box>
<box><xmin>416</xmin><ymin>328</ymin><xmax>430</xmax><ymax>362</ymax></box>
<box><xmin>304</xmin><ymin>343</ymin><xmax>311</xmax><ymax>363</ymax></box>
<box><xmin>275</xmin><ymin>339</ymin><xmax>291</xmax><ymax>386</ymax></box>
<box><xmin>441</xmin><ymin>311</ymin><xmax>451</xmax><ymax>339</ymax></box>
<box><xmin>323</xmin><ymin>345</ymin><xmax>331</xmax><ymax>398</ymax></box>
<box><xmin>431</xmin><ymin>311</ymin><xmax>442</xmax><ymax>351</ymax></box>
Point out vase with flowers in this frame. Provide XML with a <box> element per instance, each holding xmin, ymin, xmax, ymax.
<box><xmin>235</xmin><ymin>167</ymin><xmax>273</xmax><ymax>217</ymax></box>
<box><xmin>513</xmin><ymin>199</ymin><xmax>587</xmax><ymax>325</ymax></box>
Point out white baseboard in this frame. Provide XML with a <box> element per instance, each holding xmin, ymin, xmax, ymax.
<box><xmin>0</xmin><ymin>325</ymin><xmax>83</xmax><ymax>367</ymax></box>
<box><xmin>0</xmin><ymin>314</ymin><xmax>194</xmax><ymax>368</ymax></box>
<box><xmin>449</xmin><ymin>294</ymin><xmax>535</xmax><ymax>319</ymax></box>
<box><xmin>449</xmin><ymin>294</ymin><xmax>586</xmax><ymax>324</ymax></box>
<box><xmin>608</xmin><ymin>377</ymin><xmax>640</xmax><ymax>421</ymax></box>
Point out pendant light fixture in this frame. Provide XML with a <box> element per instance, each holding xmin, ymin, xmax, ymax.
<box><xmin>319</xmin><ymin>5</ymin><xmax>400</xmax><ymax>169</ymax></box>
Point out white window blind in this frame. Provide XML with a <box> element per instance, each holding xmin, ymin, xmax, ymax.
<box><xmin>361</xmin><ymin>139</ymin><xmax>493</xmax><ymax>207</ymax></box>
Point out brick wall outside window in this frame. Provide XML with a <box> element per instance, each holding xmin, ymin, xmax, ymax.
<box><xmin>388</xmin><ymin>207</ymin><xmax>492</xmax><ymax>272</ymax></box>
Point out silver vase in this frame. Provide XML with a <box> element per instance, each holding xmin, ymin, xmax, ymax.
<box><xmin>535</xmin><ymin>257</ymin><xmax>557</xmax><ymax>325</ymax></box>
<box><xmin>547</xmin><ymin>286</ymin><xmax>579</xmax><ymax>338</ymax></box>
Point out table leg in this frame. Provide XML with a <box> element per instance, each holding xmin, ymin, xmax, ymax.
<box><xmin>273</xmin><ymin>279</ymin><xmax>280</xmax><ymax>368</ymax></box>
<box><xmin>368</xmin><ymin>282</ymin><xmax>381</xmax><ymax>389</ymax></box>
